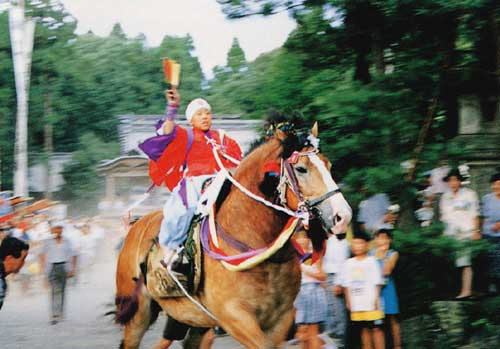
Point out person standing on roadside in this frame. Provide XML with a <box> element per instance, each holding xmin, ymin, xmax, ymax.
<box><xmin>39</xmin><ymin>221</ymin><xmax>77</xmax><ymax>324</ymax></box>
<box><xmin>323</xmin><ymin>232</ymin><xmax>350</xmax><ymax>347</ymax></box>
<box><xmin>439</xmin><ymin>168</ymin><xmax>480</xmax><ymax>299</ymax></box>
<box><xmin>481</xmin><ymin>172</ymin><xmax>500</xmax><ymax>294</ymax></box>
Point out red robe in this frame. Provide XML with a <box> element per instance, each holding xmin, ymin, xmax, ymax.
<box><xmin>149</xmin><ymin>126</ymin><xmax>242</xmax><ymax>191</ymax></box>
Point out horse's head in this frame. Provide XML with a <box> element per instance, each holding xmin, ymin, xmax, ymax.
<box><xmin>271</xmin><ymin>122</ymin><xmax>352</xmax><ymax>236</ymax></box>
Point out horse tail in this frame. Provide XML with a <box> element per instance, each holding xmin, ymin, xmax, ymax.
<box><xmin>115</xmin><ymin>211</ymin><xmax>163</xmax><ymax>326</ymax></box>
<box><xmin>115</xmin><ymin>276</ymin><xmax>143</xmax><ymax>325</ymax></box>
<box><xmin>115</xmin><ymin>276</ymin><xmax>161</xmax><ymax>326</ymax></box>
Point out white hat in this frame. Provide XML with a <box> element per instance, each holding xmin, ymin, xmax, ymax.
<box><xmin>50</xmin><ymin>220</ymin><xmax>65</xmax><ymax>228</ymax></box>
<box><xmin>185</xmin><ymin>98</ymin><xmax>211</xmax><ymax>123</ymax></box>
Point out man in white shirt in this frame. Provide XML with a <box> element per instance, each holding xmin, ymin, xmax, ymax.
<box><xmin>439</xmin><ymin>168</ymin><xmax>480</xmax><ymax>299</ymax></box>
<box><xmin>39</xmin><ymin>222</ymin><xmax>78</xmax><ymax>324</ymax></box>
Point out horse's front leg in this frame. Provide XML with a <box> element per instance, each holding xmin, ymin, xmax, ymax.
<box><xmin>215</xmin><ymin>300</ymin><xmax>275</xmax><ymax>349</ymax></box>
<box><xmin>268</xmin><ymin>309</ymin><xmax>295</xmax><ymax>347</ymax></box>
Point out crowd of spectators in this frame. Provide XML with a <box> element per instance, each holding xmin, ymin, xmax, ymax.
<box><xmin>290</xmin><ymin>166</ymin><xmax>500</xmax><ymax>349</ymax></box>
<box><xmin>0</xmin><ymin>209</ymin><xmax>104</xmax><ymax>323</ymax></box>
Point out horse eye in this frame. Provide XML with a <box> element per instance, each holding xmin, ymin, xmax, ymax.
<box><xmin>295</xmin><ymin>166</ymin><xmax>308</xmax><ymax>174</ymax></box>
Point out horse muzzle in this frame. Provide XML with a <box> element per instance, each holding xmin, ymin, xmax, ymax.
<box><xmin>312</xmin><ymin>195</ymin><xmax>352</xmax><ymax>236</ymax></box>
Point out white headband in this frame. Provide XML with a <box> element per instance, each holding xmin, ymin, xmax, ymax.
<box><xmin>185</xmin><ymin>98</ymin><xmax>211</xmax><ymax>123</ymax></box>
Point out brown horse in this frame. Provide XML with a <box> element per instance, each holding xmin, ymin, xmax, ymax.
<box><xmin>115</xmin><ymin>126</ymin><xmax>352</xmax><ymax>349</ymax></box>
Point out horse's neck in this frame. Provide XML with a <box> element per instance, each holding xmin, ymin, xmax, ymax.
<box><xmin>216</xmin><ymin>141</ymin><xmax>289</xmax><ymax>248</ymax></box>
<box><xmin>218</xmin><ymin>189</ymin><xmax>288</xmax><ymax>248</ymax></box>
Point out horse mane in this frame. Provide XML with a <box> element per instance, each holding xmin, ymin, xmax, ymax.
<box><xmin>227</xmin><ymin>131</ymin><xmax>314</xmax><ymax>201</ymax></box>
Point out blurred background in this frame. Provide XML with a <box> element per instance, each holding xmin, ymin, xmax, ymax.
<box><xmin>0</xmin><ymin>0</ymin><xmax>500</xmax><ymax>348</ymax></box>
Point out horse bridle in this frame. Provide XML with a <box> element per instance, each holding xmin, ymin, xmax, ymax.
<box><xmin>279</xmin><ymin>149</ymin><xmax>342</xmax><ymax>226</ymax></box>
<box><xmin>209</xmin><ymin>136</ymin><xmax>342</xmax><ymax>228</ymax></box>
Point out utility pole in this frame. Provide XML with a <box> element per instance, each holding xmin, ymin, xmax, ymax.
<box><xmin>9</xmin><ymin>0</ymin><xmax>35</xmax><ymax>197</ymax></box>
<box><xmin>44</xmin><ymin>91</ymin><xmax>53</xmax><ymax>199</ymax></box>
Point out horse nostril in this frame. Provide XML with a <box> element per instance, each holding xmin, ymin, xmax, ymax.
<box><xmin>334</xmin><ymin>214</ymin><xmax>341</xmax><ymax>224</ymax></box>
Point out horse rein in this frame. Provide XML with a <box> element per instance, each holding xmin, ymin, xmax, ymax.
<box><xmin>280</xmin><ymin>150</ymin><xmax>342</xmax><ymax>223</ymax></box>
<box><xmin>209</xmin><ymin>141</ymin><xmax>308</xmax><ymax>220</ymax></box>
<box><xmin>209</xmin><ymin>137</ymin><xmax>342</xmax><ymax>232</ymax></box>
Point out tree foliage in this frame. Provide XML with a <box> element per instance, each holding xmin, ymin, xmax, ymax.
<box><xmin>227</xmin><ymin>38</ymin><xmax>246</xmax><ymax>72</ymax></box>
<box><xmin>214</xmin><ymin>0</ymin><xmax>500</xmax><ymax>209</ymax></box>
<box><xmin>1</xmin><ymin>0</ymin><xmax>499</xmax><ymax>220</ymax></box>
<box><xmin>0</xmin><ymin>1</ymin><xmax>204</xmax><ymax>202</ymax></box>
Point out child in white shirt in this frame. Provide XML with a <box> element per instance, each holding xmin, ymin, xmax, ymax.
<box><xmin>341</xmin><ymin>230</ymin><xmax>384</xmax><ymax>349</ymax></box>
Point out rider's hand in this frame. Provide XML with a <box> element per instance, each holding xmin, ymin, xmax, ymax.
<box><xmin>165</xmin><ymin>88</ymin><xmax>180</xmax><ymax>107</ymax></box>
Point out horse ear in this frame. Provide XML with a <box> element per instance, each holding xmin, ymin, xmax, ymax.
<box><xmin>311</xmin><ymin>122</ymin><xmax>319</xmax><ymax>138</ymax></box>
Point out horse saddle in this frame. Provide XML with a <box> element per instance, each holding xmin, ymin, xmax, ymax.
<box><xmin>145</xmin><ymin>219</ymin><xmax>203</xmax><ymax>298</ymax></box>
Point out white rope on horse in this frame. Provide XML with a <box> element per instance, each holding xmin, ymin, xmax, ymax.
<box><xmin>166</xmin><ymin>264</ymin><xmax>218</xmax><ymax>321</ymax></box>
<box><xmin>207</xmin><ymin>138</ymin><xmax>308</xmax><ymax>220</ymax></box>
<box><xmin>170</xmin><ymin>136</ymin><xmax>312</xmax><ymax>315</ymax></box>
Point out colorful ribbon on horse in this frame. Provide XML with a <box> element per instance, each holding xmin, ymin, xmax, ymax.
<box><xmin>200</xmin><ymin>205</ymin><xmax>300</xmax><ymax>271</ymax></box>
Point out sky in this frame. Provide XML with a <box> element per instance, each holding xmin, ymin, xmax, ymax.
<box><xmin>59</xmin><ymin>0</ymin><xmax>297</xmax><ymax>78</ymax></box>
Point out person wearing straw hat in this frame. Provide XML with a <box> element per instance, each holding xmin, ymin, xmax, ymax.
<box><xmin>439</xmin><ymin>168</ymin><xmax>480</xmax><ymax>299</ymax></box>
<box><xmin>139</xmin><ymin>88</ymin><xmax>242</xmax><ymax>269</ymax></box>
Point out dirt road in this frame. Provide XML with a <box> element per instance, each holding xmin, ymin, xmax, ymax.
<box><xmin>0</xmin><ymin>227</ymin><xmax>309</xmax><ymax>349</ymax></box>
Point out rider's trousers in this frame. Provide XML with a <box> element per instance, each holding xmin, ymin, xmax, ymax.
<box><xmin>158</xmin><ymin>175</ymin><xmax>213</xmax><ymax>249</ymax></box>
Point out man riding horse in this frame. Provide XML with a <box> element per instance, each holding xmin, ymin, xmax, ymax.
<box><xmin>139</xmin><ymin>88</ymin><xmax>242</xmax><ymax>269</ymax></box>
<box><xmin>118</xmin><ymin>86</ymin><xmax>353</xmax><ymax>349</ymax></box>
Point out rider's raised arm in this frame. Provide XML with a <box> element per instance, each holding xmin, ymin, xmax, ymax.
<box><xmin>157</xmin><ymin>88</ymin><xmax>180</xmax><ymax>136</ymax></box>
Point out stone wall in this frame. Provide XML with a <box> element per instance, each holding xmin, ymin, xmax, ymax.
<box><xmin>401</xmin><ymin>300</ymin><xmax>500</xmax><ymax>348</ymax></box>
<box><xmin>454</xmin><ymin>95</ymin><xmax>500</xmax><ymax>197</ymax></box>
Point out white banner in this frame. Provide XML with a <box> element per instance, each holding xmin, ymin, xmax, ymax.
<box><xmin>9</xmin><ymin>5</ymin><xmax>35</xmax><ymax>197</ymax></box>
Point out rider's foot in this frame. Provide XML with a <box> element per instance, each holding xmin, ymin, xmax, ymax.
<box><xmin>160</xmin><ymin>246</ymin><xmax>188</xmax><ymax>277</ymax></box>
<box><xmin>170</xmin><ymin>248</ymin><xmax>190</xmax><ymax>275</ymax></box>
<box><xmin>160</xmin><ymin>246</ymin><xmax>177</xmax><ymax>270</ymax></box>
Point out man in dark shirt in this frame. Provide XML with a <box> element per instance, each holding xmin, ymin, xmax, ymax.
<box><xmin>0</xmin><ymin>236</ymin><xmax>29</xmax><ymax>310</ymax></box>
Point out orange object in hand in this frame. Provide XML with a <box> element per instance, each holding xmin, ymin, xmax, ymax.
<box><xmin>162</xmin><ymin>58</ymin><xmax>181</xmax><ymax>87</ymax></box>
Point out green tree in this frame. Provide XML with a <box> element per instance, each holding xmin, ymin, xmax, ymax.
<box><xmin>227</xmin><ymin>38</ymin><xmax>246</xmax><ymax>72</ymax></box>
<box><xmin>215</xmin><ymin>0</ymin><xmax>499</xmax><ymax>200</ymax></box>
<box><xmin>0</xmin><ymin>11</ymin><xmax>16</xmax><ymax>190</ymax></box>
<box><xmin>110</xmin><ymin>22</ymin><xmax>127</xmax><ymax>40</ymax></box>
